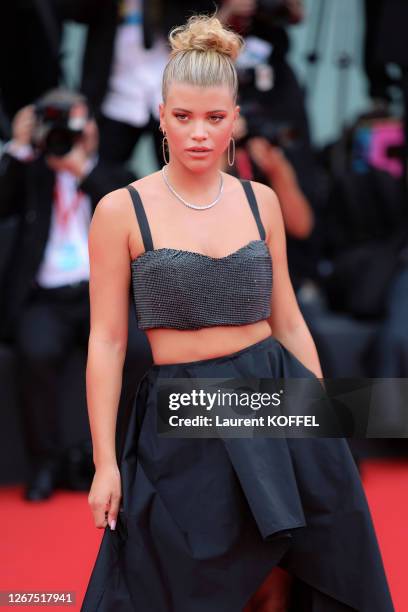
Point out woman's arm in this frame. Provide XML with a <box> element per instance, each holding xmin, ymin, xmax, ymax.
<box><xmin>253</xmin><ymin>181</ymin><xmax>323</xmax><ymax>378</ymax></box>
<box><xmin>86</xmin><ymin>187</ymin><xmax>134</xmax><ymax>528</ymax></box>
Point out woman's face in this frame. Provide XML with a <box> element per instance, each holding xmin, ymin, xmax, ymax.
<box><xmin>159</xmin><ymin>82</ymin><xmax>239</xmax><ymax>171</ymax></box>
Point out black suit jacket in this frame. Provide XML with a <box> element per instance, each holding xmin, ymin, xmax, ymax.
<box><xmin>0</xmin><ymin>0</ymin><xmax>91</xmax><ymax>127</ymax></box>
<box><xmin>0</xmin><ymin>152</ymin><xmax>135</xmax><ymax>341</ymax></box>
<box><xmin>375</xmin><ymin>0</ymin><xmax>408</xmax><ymax>67</ymax></box>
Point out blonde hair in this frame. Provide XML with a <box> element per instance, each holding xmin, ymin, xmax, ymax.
<box><xmin>162</xmin><ymin>14</ymin><xmax>244</xmax><ymax>103</ymax></box>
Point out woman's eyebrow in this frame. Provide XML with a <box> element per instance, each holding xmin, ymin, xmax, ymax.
<box><xmin>171</xmin><ymin>107</ymin><xmax>227</xmax><ymax>113</ymax></box>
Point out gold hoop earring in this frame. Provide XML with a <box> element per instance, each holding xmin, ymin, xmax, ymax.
<box><xmin>227</xmin><ymin>137</ymin><xmax>235</xmax><ymax>167</ymax></box>
<box><xmin>162</xmin><ymin>134</ymin><xmax>169</xmax><ymax>165</ymax></box>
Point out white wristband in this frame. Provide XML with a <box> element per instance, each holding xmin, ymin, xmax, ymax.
<box><xmin>3</xmin><ymin>140</ymin><xmax>34</xmax><ymax>162</ymax></box>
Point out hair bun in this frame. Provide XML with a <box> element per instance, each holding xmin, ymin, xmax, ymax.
<box><xmin>169</xmin><ymin>14</ymin><xmax>244</xmax><ymax>62</ymax></box>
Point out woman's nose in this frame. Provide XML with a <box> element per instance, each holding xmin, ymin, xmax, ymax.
<box><xmin>191</xmin><ymin>121</ymin><xmax>208</xmax><ymax>140</ymax></box>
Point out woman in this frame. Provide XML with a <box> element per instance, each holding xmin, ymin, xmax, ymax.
<box><xmin>82</xmin><ymin>14</ymin><xmax>394</xmax><ymax>612</ymax></box>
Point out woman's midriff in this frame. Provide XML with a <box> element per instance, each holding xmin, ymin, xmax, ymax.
<box><xmin>146</xmin><ymin>319</ymin><xmax>272</xmax><ymax>365</ymax></box>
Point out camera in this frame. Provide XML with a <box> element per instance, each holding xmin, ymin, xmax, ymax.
<box><xmin>32</xmin><ymin>91</ymin><xmax>89</xmax><ymax>157</ymax></box>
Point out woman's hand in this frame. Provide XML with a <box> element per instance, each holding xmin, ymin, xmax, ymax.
<box><xmin>88</xmin><ymin>463</ymin><xmax>122</xmax><ymax>530</ymax></box>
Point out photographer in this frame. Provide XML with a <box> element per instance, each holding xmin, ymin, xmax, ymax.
<box><xmin>0</xmin><ymin>88</ymin><xmax>151</xmax><ymax>501</ymax></box>
<box><xmin>224</xmin><ymin>115</ymin><xmax>313</xmax><ymax>240</ymax></box>
<box><xmin>222</xmin><ymin>113</ymin><xmax>316</xmax><ymax>294</ymax></box>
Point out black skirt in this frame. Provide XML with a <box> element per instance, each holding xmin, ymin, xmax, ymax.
<box><xmin>81</xmin><ymin>335</ymin><xmax>394</xmax><ymax>611</ymax></box>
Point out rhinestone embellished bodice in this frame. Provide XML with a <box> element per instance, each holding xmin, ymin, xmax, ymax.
<box><xmin>126</xmin><ymin>180</ymin><xmax>272</xmax><ymax>330</ymax></box>
<box><xmin>130</xmin><ymin>239</ymin><xmax>272</xmax><ymax>330</ymax></box>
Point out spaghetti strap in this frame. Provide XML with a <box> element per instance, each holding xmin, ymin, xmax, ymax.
<box><xmin>126</xmin><ymin>185</ymin><xmax>154</xmax><ymax>252</ymax></box>
<box><xmin>240</xmin><ymin>179</ymin><xmax>266</xmax><ymax>241</ymax></box>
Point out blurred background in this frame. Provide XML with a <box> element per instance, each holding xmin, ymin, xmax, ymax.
<box><xmin>0</xmin><ymin>0</ymin><xmax>407</xmax><ymax>608</ymax></box>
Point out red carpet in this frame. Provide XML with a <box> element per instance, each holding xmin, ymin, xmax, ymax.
<box><xmin>1</xmin><ymin>488</ymin><xmax>103</xmax><ymax>611</ymax></box>
<box><xmin>359</xmin><ymin>459</ymin><xmax>407</xmax><ymax>611</ymax></box>
<box><xmin>1</xmin><ymin>459</ymin><xmax>405</xmax><ymax>611</ymax></box>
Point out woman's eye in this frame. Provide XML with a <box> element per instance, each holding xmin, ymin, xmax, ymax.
<box><xmin>174</xmin><ymin>114</ymin><xmax>224</xmax><ymax>122</ymax></box>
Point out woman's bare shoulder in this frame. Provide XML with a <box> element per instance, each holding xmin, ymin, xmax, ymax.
<box><xmin>249</xmin><ymin>179</ymin><xmax>279</xmax><ymax>208</ymax></box>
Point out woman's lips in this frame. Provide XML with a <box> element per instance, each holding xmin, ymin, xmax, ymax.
<box><xmin>186</xmin><ymin>148</ymin><xmax>212</xmax><ymax>156</ymax></box>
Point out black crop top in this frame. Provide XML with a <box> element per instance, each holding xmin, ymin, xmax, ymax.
<box><xmin>127</xmin><ymin>179</ymin><xmax>273</xmax><ymax>330</ymax></box>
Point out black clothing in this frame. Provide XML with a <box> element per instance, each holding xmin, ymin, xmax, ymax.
<box><xmin>82</xmin><ymin>336</ymin><xmax>394</xmax><ymax>611</ymax></box>
<box><xmin>367</xmin><ymin>0</ymin><xmax>408</xmax><ymax>162</ymax></box>
<box><xmin>0</xmin><ymin>152</ymin><xmax>134</xmax><ymax>341</ymax></box>
<box><xmin>0</xmin><ymin>0</ymin><xmax>61</xmax><ymax>126</ymax></box>
<box><xmin>16</xmin><ymin>280</ymin><xmax>91</xmax><ymax>463</ymax></box>
<box><xmin>0</xmin><ymin>151</ymin><xmax>151</xmax><ymax>470</ymax></box>
<box><xmin>374</xmin><ymin>0</ymin><xmax>408</xmax><ymax>68</ymax></box>
<box><xmin>82</xmin><ymin>176</ymin><xmax>394</xmax><ymax>611</ymax></box>
<box><xmin>365</xmin><ymin>262</ymin><xmax>408</xmax><ymax>376</ymax></box>
<box><xmin>128</xmin><ymin>181</ymin><xmax>272</xmax><ymax>330</ymax></box>
<box><xmin>97</xmin><ymin>115</ymin><xmax>163</xmax><ymax>167</ymax></box>
<box><xmin>363</xmin><ymin>0</ymin><xmax>394</xmax><ymax>102</ymax></box>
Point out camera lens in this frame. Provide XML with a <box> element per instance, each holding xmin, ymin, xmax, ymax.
<box><xmin>45</xmin><ymin>128</ymin><xmax>79</xmax><ymax>157</ymax></box>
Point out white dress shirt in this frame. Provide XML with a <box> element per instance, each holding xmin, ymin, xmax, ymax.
<box><xmin>101</xmin><ymin>0</ymin><xmax>169</xmax><ymax>126</ymax></box>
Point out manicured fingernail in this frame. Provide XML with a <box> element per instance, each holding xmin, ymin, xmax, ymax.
<box><xmin>110</xmin><ymin>519</ymin><xmax>116</xmax><ymax>531</ymax></box>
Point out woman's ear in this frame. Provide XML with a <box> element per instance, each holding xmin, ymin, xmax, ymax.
<box><xmin>159</xmin><ymin>103</ymin><xmax>166</xmax><ymax>132</ymax></box>
<box><xmin>231</xmin><ymin>105</ymin><xmax>241</xmax><ymax>136</ymax></box>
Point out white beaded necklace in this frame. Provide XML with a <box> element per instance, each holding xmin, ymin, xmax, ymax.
<box><xmin>161</xmin><ymin>166</ymin><xmax>224</xmax><ymax>210</ymax></box>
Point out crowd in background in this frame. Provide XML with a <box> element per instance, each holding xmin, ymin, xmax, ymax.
<box><xmin>0</xmin><ymin>0</ymin><xmax>407</xmax><ymax>501</ymax></box>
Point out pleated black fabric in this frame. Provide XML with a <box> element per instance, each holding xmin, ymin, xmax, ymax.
<box><xmin>81</xmin><ymin>336</ymin><xmax>395</xmax><ymax>611</ymax></box>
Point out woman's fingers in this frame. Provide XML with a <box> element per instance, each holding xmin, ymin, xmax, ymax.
<box><xmin>88</xmin><ymin>465</ymin><xmax>122</xmax><ymax>529</ymax></box>
<box><xmin>88</xmin><ymin>497</ymin><xmax>110</xmax><ymax>529</ymax></box>
<box><xmin>88</xmin><ymin>495</ymin><xmax>121</xmax><ymax>530</ymax></box>
<box><xmin>107</xmin><ymin>493</ymin><xmax>121</xmax><ymax>530</ymax></box>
